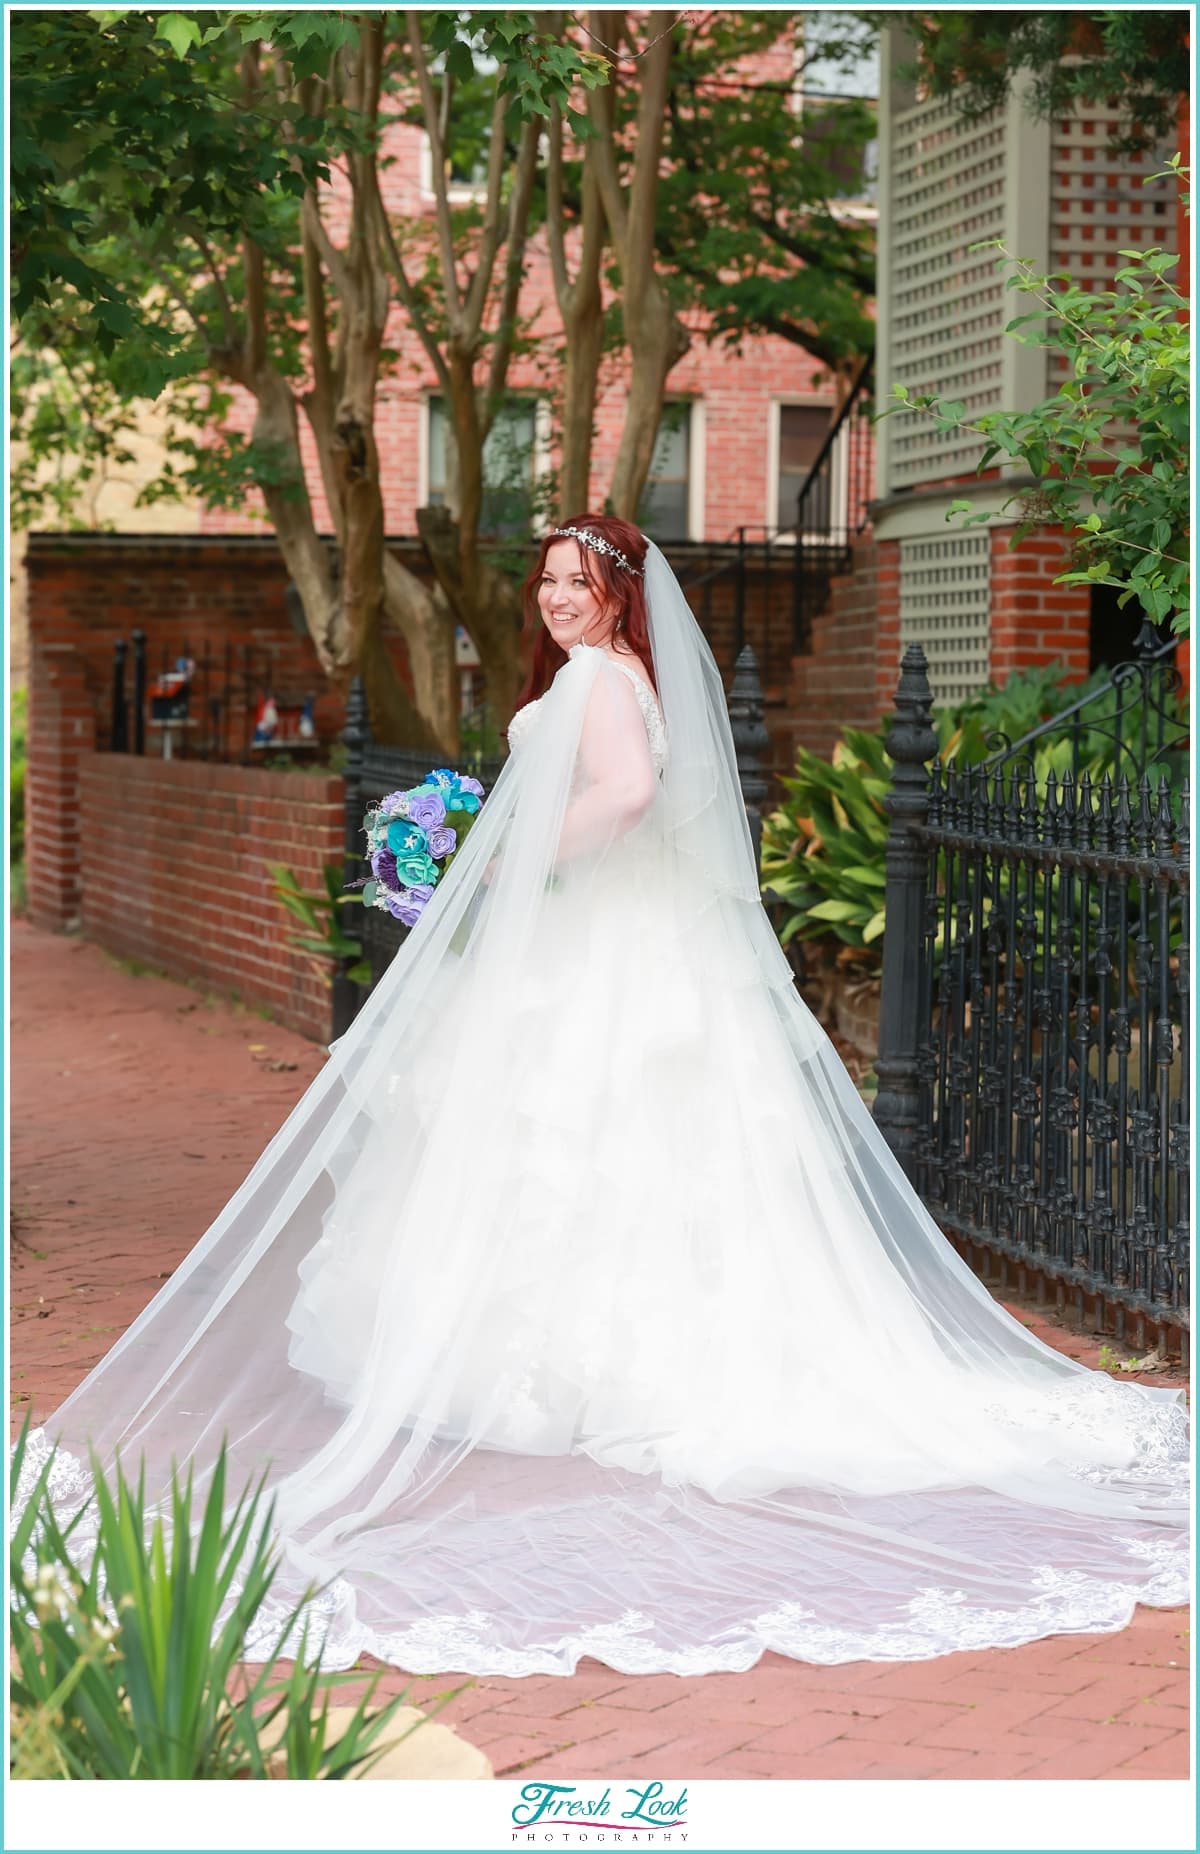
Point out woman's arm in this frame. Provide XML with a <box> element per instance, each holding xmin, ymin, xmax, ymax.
<box><xmin>553</xmin><ymin>665</ymin><xmax>658</xmax><ymax>865</ymax></box>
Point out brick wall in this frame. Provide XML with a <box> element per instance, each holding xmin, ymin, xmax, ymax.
<box><xmin>785</xmin><ymin>542</ymin><xmax>884</xmax><ymax>760</ymax></box>
<box><xmin>79</xmin><ymin>755</ymin><xmax>344</xmax><ymax>1041</ymax></box>
<box><xmin>988</xmin><ymin>527</ymin><xmax>1091</xmax><ymax>681</ymax></box>
<box><xmin>782</xmin><ymin>526</ymin><xmax>1094</xmax><ymax>768</ymax></box>
<box><xmin>26</xmin><ymin>643</ymin><xmax>94</xmax><ymax>931</ymax></box>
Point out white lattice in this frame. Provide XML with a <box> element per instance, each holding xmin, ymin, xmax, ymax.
<box><xmin>899</xmin><ymin>533</ymin><xmax>991</xmax><ymax>704</ymax></box>
<box><xmin>886</xmin><ymin>93</ymin><xmax>1008</xmax><ymax>489</ymax></box>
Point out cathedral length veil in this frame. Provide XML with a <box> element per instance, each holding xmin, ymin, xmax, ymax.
<box><xmin>17</xmin><ymin>540</ymin><xmax>1190</xmax><ymax>1675</ymax></box>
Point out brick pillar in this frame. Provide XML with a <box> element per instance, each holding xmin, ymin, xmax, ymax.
<box><xmin>873</xmin><ymin>538</ymin><xmax>902</xmax><ymax>717</ymax></box>
<box><xmin>988</xmin><ymin>526</ymin><xmax>1091</xmax><ymax>684</ymax></box>
<box><xmin>26</xmin><ymin>641</ymin><xmax>95</xmax><ymax>931</ymax></box>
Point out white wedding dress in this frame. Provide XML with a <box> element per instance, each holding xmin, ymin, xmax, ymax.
<box><xmin>17</xmin><ymin>543</ymin><xmax>1190</xmax><ymax>1676</ymax></box>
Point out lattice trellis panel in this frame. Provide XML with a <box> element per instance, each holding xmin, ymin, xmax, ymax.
<box><xmin>899</xmin><ymin>533</ymin><xmax>992</xmax><ymax>704</ymax></box>
<box><xmin>1048</xmin><ymin>107</ymin><xmax>1176</xmax><ymax>389</ymax></box>
<box><xmin>886</xmin><ymin>94</ymin><xmax>1008</xmax><ymax>490</ymax></box>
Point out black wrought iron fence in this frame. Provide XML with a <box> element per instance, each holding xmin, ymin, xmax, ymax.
<box><xmin>108</xmin><ymin>632</ymin><xmax>320</xmax><ymax>763</ymax></box>
<box><xmin>875</xmin><ymin>638</ymin><xmax>1190</xmax><ymax>1361</ymax></box>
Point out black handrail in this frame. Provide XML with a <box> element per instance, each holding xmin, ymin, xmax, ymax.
<box><xmin>794</xmin><ymin>351</ymin><xmax>874</xmax><ymax>531</ymax></box>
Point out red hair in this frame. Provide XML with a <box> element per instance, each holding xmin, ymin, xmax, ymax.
<box><xmin>516</xmin><ymin>515</ymin><xmax>655</xmax><ymax>709</ymax></box>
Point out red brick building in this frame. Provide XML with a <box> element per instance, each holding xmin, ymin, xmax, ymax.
<box><xmin>199</xmin><ymin>29</ymin><xmax>868</xmax><ymax>551</ymax></box>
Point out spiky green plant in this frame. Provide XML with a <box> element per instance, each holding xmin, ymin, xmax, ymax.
<box><xmin>9</xmin><ymin>1423</ymin><xmax>441</xmax><ymax>1780</ymax></box>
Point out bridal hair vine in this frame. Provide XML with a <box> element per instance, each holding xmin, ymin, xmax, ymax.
<box><xmin>549</xmin><ymin>526</ymin><xmax>645</xmax><ymax>578</ymax></box>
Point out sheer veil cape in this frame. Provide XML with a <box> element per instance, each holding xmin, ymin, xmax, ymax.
<box><xmin>18</xmin><ymin>541</ymin><xmax>1190</xmax><ymax>1675</ymax></box>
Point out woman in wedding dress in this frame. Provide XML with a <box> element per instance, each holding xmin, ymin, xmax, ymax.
<box><xmin>20</xmin><ymin>518</ymin><xmax>1189</xmax><ymax>1676</ymax></box>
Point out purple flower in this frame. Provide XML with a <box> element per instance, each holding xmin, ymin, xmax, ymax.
<box><xmin>457</xmin><ymin>775</ymin><xmax>485</xmax><ymax>798</ymax></box>
<box><xmin>409</xmin><ymin>791</ymin><xmax>447</xmax><ymax>831</ymax></box>
<box><xmin>371</xmin><ymin>847</ymin><xmax>400</xmax><ymax>892</ymax></box>
<box><xmin>426</xmin><ymin>824</ymin><xmax>457</xmax><ymax>858</ymax></box>
<box><xmin>385</xmin><ymin>884</ymin><xmax>432</xmax><ymax>927</ymax></box>
<box><xmin>377</xmin><ymin>790</ymin><xmax>412</xmax><ymax>818</ymax></box>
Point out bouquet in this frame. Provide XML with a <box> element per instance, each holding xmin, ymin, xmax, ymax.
<box><xmin>350</xmin><ymin>767</ymin><xmax>485</xmax><ymax>927</ymax></box>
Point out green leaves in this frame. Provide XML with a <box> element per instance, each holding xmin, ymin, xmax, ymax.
<box><xmin>761</xmin><ymin>727</ymin><xmax>892</xmax><ymax>962</ymax></box>
<box><xmin>9</xmin><ymin>1421</ymin><xmax>431</xmax><ymax>1780</ymax></box>
<box><xmin>268</xmin><ymin>861</ymin><xmax>370</xmax><ymax>989</ymax></box>
<box><xmin>154</xmin><ymin>12</ymin><xmax>201</xmax><ymax>60</ymax></box>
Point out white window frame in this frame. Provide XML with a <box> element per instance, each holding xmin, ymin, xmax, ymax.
<box><xmin>418</xmin><ymin>131</ymin><xmax>490</xmax><ymax>206</ymax></box>
<box><xmin>767</xmin><ymin>395</ymin><xmax>849</xmax><ymax>544</ymax></box>
<box><xmin>421</xmin><ymin>391</ymin><xmax>551</xmax><ymax>525</ymax></box>
<box><xmin>640</xmin><ymin>398</ymin><xmax>704</xmax><ymax>544</ymax></box>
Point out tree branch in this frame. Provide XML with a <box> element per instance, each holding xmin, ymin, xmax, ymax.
<box><xmin>546</xmin><ymin>101</ymin><xmax>570</xmax><ymax>303</ymax></box>
<box><xmin>240</xmin><ymin>47</ymin><xmax>267</xmax><ymax>375</ymax></box>
<box><xmin>623</xmin><ymin>9</ymin><xmax>674</xmax><ymax>297</ymax></box>
<box><xmin>406</xmin><ymin>10</ymin><xmax>462</xmax><ymax>326</ymax></box>
<box><xmin>187</xmin><ymin>231</ymin><xmax>237</xmax><ymax>349</ymax></box>
<box><xmin>371</xmin><ymin>190</ymin><xmax>452</xmax><ymax>394</ymax></box>
<box><xmin>462</xmin><ymin>80</ymin><xmax>514</xmax><ymax>335</ymax></box>
<box><xmin>585</xmin><ymin>11</ymin><xmax>629</xmax><ymax>252</ymax></box>
<box><xmin>483</xmin><ymin>116</ymin><xmax>540</xmax><ymax>422</ymax></box>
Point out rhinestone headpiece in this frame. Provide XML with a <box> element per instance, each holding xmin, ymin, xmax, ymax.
<box><xmin>549</xmin><ymin>526</ymin><xmax>644</xmax><ymax>578</ymax></box>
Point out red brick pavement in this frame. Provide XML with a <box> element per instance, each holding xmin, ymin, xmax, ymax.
<box><xmin>9</xmin><ymin>919</ymin><xmax>1192</xmax><ymax>1782</ymax></box>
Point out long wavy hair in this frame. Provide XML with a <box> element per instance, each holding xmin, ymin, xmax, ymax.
<box><xmin>516</xmin><ymin>515</ymin><xmax>655</xmax><ymax>710</ymax></box>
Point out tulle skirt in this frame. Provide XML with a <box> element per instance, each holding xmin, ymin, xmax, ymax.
<box><xmin>263</xmin><ymin>849</ymin><xmax>1189</xmax><ymax>1674</ymax></box>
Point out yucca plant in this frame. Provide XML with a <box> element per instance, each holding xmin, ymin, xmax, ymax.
<box><xmin>10</xmin><ymin>1423</ymin><xmax>438</xmax><ymax>1781</ymax></box>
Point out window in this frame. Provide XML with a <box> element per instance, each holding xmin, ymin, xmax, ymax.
<box><xmin>427</xmin><ymin>397</ymin><xmax>538</xmax><ymax>539</ymax></box>
<box><xmin>638</xmin><ymin>402</ymin><xmax>693</xmax><ymax>542</ymax></box>
<box><xmin>776</xmin><ymin>404</ymin><xmax>834</xmax><ymax>534</ymax></box>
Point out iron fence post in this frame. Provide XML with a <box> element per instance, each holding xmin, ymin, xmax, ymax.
<box><xmin>734</xmin><ymin>528</ymin><xmax>747</xmax><ymax>660</ymax></box>
<box><xmin>727</xmin><ymin>644</ymin><xmax>770</xmax><ymax>872</ymax></box>
<box><xmin>873</xmin><ymin>644</ymin><xmax>939</xmax><ymax>1179</ymax></box>
<box><xmin>330</xmin><ymin>676</ymin><xmax>369</xmax><ymax>1042</ymax></box>
<box><xmin>131</xmin><ymin>630</ymin><xmax>146</xmax><ymax>755</ymax></box>
<box><xmin>111</xmin><ymin>639</ymin><xmax>128</xmax><ymax>752</ymax></box>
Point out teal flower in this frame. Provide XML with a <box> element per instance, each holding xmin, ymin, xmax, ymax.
<box><xmin>395</xmin><ymin>849</ymin><xmax>439</xmax><ymax>887</ymax></box>
<box><xmin>387</xmin><ymin>819</ymin><xmax>429</xmax><ymax>856</ymax></box>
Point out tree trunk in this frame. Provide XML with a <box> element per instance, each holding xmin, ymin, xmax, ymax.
<box><xmin>587</xmin><ymin>8</ymin><xmax>692</xmax><ymax>520</ymax></box>
<box><xmin>608</xmin><ymin>308</ymin><xmax>691</xmax><ymax>519</ymax></box>
<box><xmin>557</xmin><ymin>161</ymin><xmax>606</xmax><ymax>514</ymax></box>
<box><xmin>417</xmin><ymin>504</ymin><xmax>526</xmax><ymax>728</ymax></box>
<box><xmin>382</xmin><ymin>552</ymin><xmax>460</xmax><ymax>754</ymax></box>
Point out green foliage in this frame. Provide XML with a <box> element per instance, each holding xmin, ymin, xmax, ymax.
<box><xmin>762</xmin><ymin>661</ymin><xmax>1189</xmax><ymax>967</ymax></box>
<box><xmin>9</xmin><ymin>1421</ymin><xmax>425</xmax><ymax>1780</ymax></box>
<box><xmin>892</xmin><ymin>178</ymin><xmax>1190</xmax><ymax>639</ymax></box>
<box><xmin>268</xmin><ymin>862</ymin><xmax>370</xmax><ymax>988</ymax></box>
<box><xmin>760</xmin><ymin>727</ymin><xmax>891</xmax><ymax>961</ymax></box>
<box><xmin>656</xmin><ymin>11</ymin><xmax>878</xmax><ymax>370</ymax></box>
<box><xmin>10</xmin><ymin>687</ymin><xmax>28</xmax><ymax>869</ymax></box>
<box><xmin>890</xmin><ymin>10</ymin><xmax>1189</xmax><ymax>156</ymax></box>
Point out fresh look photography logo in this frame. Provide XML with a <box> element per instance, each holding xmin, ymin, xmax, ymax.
<box><xmin>510</xmin><ymin>1780</ymin><xmax>689</xmax><ymax>1842</ymax></box>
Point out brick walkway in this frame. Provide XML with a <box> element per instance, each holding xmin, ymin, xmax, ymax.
<box><xmin>11</xmin><ymin>919</ymin><xmax>1191</xmax><ymax>1781</ymax></box>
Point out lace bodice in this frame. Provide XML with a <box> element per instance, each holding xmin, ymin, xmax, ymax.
<box><xmin>507</xmin><ymin>643</ymin><xmax>668</xmax><ymax>773</ymax></box>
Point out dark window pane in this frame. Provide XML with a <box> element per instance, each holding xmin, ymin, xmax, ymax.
<box><xmin>777</xmin><ymin>404</ymin><xmax>832</xmax><ymax>532</ymax></box>
<box><xmin>639</xmin><ymin>404</ymin><xmax>691</xmax><ymax>540</ymax></box>
<box><xmin>428</xmin><ymin>396</ymin><xmax>537</xmax><ymax>537</ymax></box>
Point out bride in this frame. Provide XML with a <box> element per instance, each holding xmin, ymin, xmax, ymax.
<box><xmin>19</xmin><ymin>517</ymin><xmax>1189</xmax><ymax>1676</ymax></box>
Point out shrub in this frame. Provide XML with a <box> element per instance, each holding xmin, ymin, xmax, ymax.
<box><xmin>10</xmin><ymin>1423</ymin><xmax>427</xmax><ymax>1780</ymax></box>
